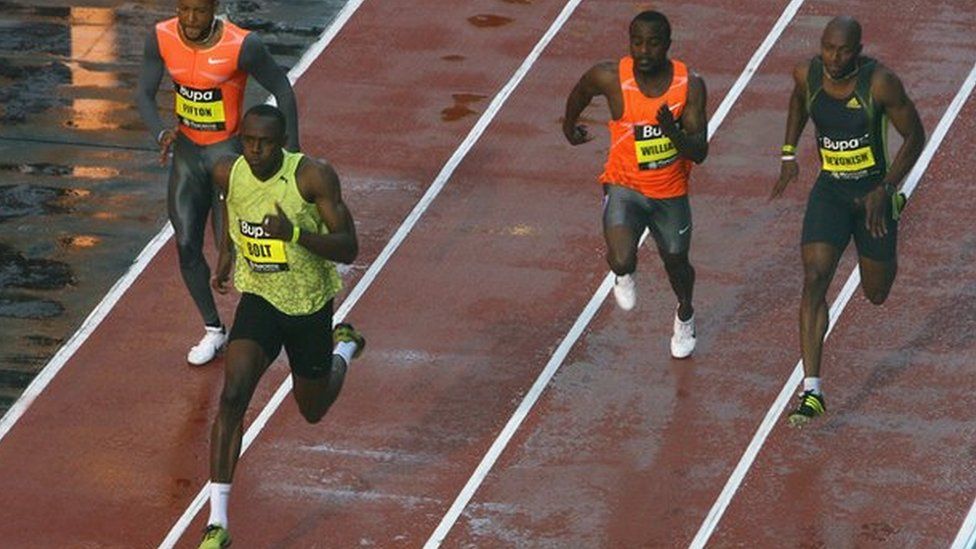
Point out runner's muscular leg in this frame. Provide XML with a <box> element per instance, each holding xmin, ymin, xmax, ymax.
<box><xmin>800</xmin><ymin>242</ymin><xmax>842</xmax><ymax>378</ymax></box>
<box><xmin>858</xmin><ymin>254</ymin><xmax>897</xmax><ymax>305</ymax></box>
<box><xmin>660</xmin><ymin>250</ymin><xmax>695</xmax><ymax>320</ymax></box>
<box><xmin>604</xmin><ymin>224</ymin><xmax>640</xmax><ymax>276</ymax></box>
<box><xmin>168</xmin><ymin>138</ymin><xmax>220</xmax><ymax>326</ymax></box>
<box><xmin>292</xmin><ymin>356</ymin><xmax>348</xmax><ymax>424</ymax></box>
<box><xmin>210</xmin><ymin>339</ymin><xmax>271</xmax><ymax>482</ymax></box>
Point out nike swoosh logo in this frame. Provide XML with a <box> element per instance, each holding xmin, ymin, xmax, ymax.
<box><xmin>678</xmin><ymin>225</ymin><xmax>691</xmax><ymax>235</ymax></box>
<box><xmin>208</xmin><ymin>58</ymin><xmax>229</xmax><ymax>65</ymax></box>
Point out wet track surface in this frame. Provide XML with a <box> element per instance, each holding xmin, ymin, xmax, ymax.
<box><xmin>0</xmin><ymin>0</ymin><xmax>349</xmax><ymax>413</ymax></box>
<box><xmin>0</xmin><ymin>1</ymin><xmax>974</xmax><ymax>546</ymax></box>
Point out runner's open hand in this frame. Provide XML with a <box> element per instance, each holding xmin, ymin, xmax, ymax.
<box><xmin>158</xmin><ymin>128</ymin><xmax>177</xmax><ymax>166</ymax></box>
<box><xmin>261</xmin><ymin>202</ymin><xmax>294</xmax><ymax>241</ymax></box>
<box><xmin>657</xmin><ymin>103</ymin><xmax>678</xmax><ymax>136</ymax></box>
<box><xmin>770</xmin><ymin>159</ymin><xmax>799</xmax><ymax>199</ymax></box>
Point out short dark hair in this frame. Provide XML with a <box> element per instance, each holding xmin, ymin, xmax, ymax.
<box><xmin>825</xmin><ymin>16</ymin><xmax>862</xmax><ymax>48</ymax></box>
<box><xmin>631</xmin><ymin>10</ymin><xmax>671</xmax><ymax>42</ymax></box>
<box><xmin>243</xmin><ymin>104</ymin><xmax>286</xmax><ymax>136</ymax></box>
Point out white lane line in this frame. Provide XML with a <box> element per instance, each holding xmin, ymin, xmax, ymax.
<box><xmin>0</xmin><ymin>0</ymin><xmax>368</xmax><ymax>446</ymax></box>
<box><xmin>944</xmin><ymin>64</ymin><xmax>976</xmax><ymax>549</ymax></box>
<box><xmin>281</xmin><ymin>0</ymin><xmax>366</xmax><ymax>88</ymax></box>
<box><xmin>159</xmin><ymin>0</ymin><xmax>589</xmax><ymax>546</ymax></box>
<box><xmin>0</xmin><ymin>224</ymin><xmax>173</xmax><ymax>443</ymax></box>
<box><xmin>422</xmin><ymin>2</ymin><xmax>806</xmax><ymax>547</ymax></box>
<box><xmin>952</xmin><ymin>494</ymin><xmax>976</xmax><ymax>549</ymax></box>
<box><xmin>691</xmin><ymin>61</ymin><xmax>976</xmax><ymax>549</ymax></box>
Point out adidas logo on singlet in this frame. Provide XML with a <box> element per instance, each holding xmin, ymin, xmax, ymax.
<box><xmin>846</xmin><ymin>97</ymin><xmax>861</xmax><ymax>109</ymax></box>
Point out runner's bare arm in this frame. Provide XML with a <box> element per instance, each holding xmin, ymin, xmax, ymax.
<box><xmin>771</xmin><ymin>62</ymin><xmax>810</xmax><ymax>199</ymax></box>
<box><xmin>874</xmin><ymin>67</ymin><xmax>925</xmax><ymax>188</ymax></box>
<box><xmin>783</xmin><ymin>62</ymin><xmax>810</xmax><ymax>150</ymax></box>
<box><xmin>659</xmin><ymin>73</ymin><xmax>707</xmax><ymax>163</ymax></box>
<box><xmin>285</xmin><ymin>158</ymin><xmax>359</xmax><ymax>264</ymax></box>
<box><xmin>240</xmin><ymin>34</ymin><xmax>300</xmax><ymax>152</ymax></box>
<box><xmin>563</xmin><ymin>62</ymin><xmax>616</xmax><ymax>145</ymax></box>
<box><xmin>860</xmin><ymin>66</ymin><xmax>925</xmax><ymax>237</ymax></box>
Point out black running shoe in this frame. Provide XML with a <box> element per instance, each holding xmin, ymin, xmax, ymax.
<box><xmin>787</xmin><ymin>390</ymin><xmax>826</xmax><ymax>427</ymax></box>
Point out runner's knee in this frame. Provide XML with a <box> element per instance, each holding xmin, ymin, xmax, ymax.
<box><xmin>661</xmin><ymin>252</ymin><xmax>690</xmax><ymax>273</ymax></box>
<box><xmin>219</xmin><ymin>382</ymin><xmax>250</xmax><ymax>418</ymax></box>
<box><xmin>174</xmin><ymin>231</ymin><xmax>205</xmax><ymax>269</ymax></box>
<box><xmin>802</xmin><ymin>263</ymin><xmax>833</xmax><ymax>294</ymax></box>
<box><xmin>606</xmin><ymin>248</ymin><xmax>636</xmax><ymax>275</ymax></box>
<box><xmin>863</xmin><ymin>284</ymin><xmax>891</xmax><ymax>305</ymax></box>
<box><xmin>860</xmin><ymin>260</ymin><xmax>896</xmax><ymax>305</ymax></box>
<box><xmin>297</xmin><ymin>401</ymin><xmax>329</xmax><ymax>424</ymax></box>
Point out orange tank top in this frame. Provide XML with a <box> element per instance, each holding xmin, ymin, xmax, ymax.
<box><xmin>599</xmin><ymin>57</ymin><xmax>692</xmax><ymax>198</ymax></box>
<box><xmin>156</xmin><ymin>18</ymin><xmax>249</xmax><ymax>146</ymax></box>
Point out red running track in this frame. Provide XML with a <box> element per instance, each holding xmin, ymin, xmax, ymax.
<box><xmin>0</xmin><ymin>0</ymin><xmax>973</xmax><ymax>547</ymax></box>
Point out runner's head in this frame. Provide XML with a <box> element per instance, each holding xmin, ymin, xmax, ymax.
<box><xmin>177</xmin><ymin>0</ymin><xmax>218</xmax><ymax>43</ymax></box>
<box><xmin>241</xmin><ymin>105</ymin><xmax>287</xmax><ymax>176</ymax></box>
<box><xmin>821</xmin><ymin>16</ymin><xmax>862</xmax><ymax>80</ymax></box>
<box><xmin>629</xmin><ymin>11</ymin><xmax>671</xmax><ymax>75</ymax></box>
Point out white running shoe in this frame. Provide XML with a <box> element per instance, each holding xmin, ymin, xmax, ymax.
<box><xmin>187</xmin><ymin>326</ymin><xmax>227</xmax><ymax>365</ymax></box>
<box><xmin>670</xmin><ymin>310</ymin><xmax>696</xmax><ymax>359</ymax></box>
<box><xmin>612</xmin><ymin>274</ymin><xmax>636</xmax><ymax>311</ymax></box>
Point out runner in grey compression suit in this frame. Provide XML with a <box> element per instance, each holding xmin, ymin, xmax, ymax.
<box><xmin>135</xmin><ymin>21</ymin><xmax>299</xmax><ymax>329</ymax></box>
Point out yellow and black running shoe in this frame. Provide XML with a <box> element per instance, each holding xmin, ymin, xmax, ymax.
<box><xmin>891</xmin><ymin>191</ymin><xmax>907</xmax><ymax>221</ymax></box>
<box><xmin>333</xmin><ymin>322</ymin><xmax>366</xmax><ymax>359</ymax></box>
<box><xmin>198</xmin><ymin>524</ymin><xmax>231</xmax><ymax>548</ymax></box>
<box><xmin>787</xmin><ymin>390</ymin><xmax>826</xmax><ymax>428</ymax></box>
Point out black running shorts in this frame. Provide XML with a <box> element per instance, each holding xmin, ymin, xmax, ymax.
<box><xmin>801</xmin><ymin>173</ymin><xmax>898</xmax><ymax>261</ymax></box>
<box><xmin>228</xmin><ymin>293</ymin><xmax>335</xmax><ymax>379</ymax></box>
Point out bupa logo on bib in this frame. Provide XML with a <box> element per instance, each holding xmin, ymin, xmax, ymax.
<box><xmin>819</xmin><ymin>133</ymin><xmax>876</xmax><ymax>174</ymax></box>
<box><xmin>174</xmin><ymin>82</ymin><xmax>226</xmax><ymax>131</ymax></box>
<box><xmin>633</xmin><ymin>124</ymin><xmax>678</xmax><ymax>170</ymax></box>
<box><xmin>239</xmin><ymin>219</ymin><xmax>270</xmax><ymax>238</ymax></box>
<box><xmin>237</xmin><ymin>220</ymin><xmax>289</xmax><ymax>273</ymax></box>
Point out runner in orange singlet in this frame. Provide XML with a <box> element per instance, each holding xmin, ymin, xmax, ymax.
<box><xmin>135</xmin><ymin>0</ymin><xmax>300</xmax><ymax>366</ymax></box>
<box><xmin>563</xmin><ymin>10</ymin><xmax>708</xmax><ymax>358</ymax></box>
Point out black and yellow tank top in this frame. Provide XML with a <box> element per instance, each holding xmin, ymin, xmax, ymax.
<box><xmin>226</xmin><ymin>151</ymin><xmax>342</xmax><ymax>315</ymax></box>
<box><xmin>807</xmin><ymin>56</ymin><xmax>888</xmax><ymax>181</ymax></box>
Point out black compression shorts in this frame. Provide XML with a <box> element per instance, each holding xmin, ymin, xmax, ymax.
<box><xmin>801</xmin><ymin>173</ymin><xmax>898</xmax><ymax>261</ymax></box>
<box><xmin>228</xmin><ymin>293</ymin><xmax>335</xmax><ymax>379</ymax></box>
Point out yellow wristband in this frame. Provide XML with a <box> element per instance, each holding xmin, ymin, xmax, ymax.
<box><xmin>290</xmin><ymin>225</ymin><xmax>300</xmax><ymax>243</ymax></box>
<box><xmin>781</xmin><ymin>144</ymin><xmax>797</xmax><ymax>155</ymax></box>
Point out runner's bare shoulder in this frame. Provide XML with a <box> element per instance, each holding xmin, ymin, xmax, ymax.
<box><xmin>296</xmin><ymin>155</ymin><xmax>340</xmax><ymax>202</ymax></box>
<box><xmin>583</xmin><ymin>60</ymin><xmax>619</xmax><ymax>94</ymax></box>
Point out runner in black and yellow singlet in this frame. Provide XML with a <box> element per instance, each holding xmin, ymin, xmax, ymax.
<box><xmin>198</xmin><ymin>105</ymin><xmax>364</xmax><ymax>549</ymax></box>
<box><xmin>770</xmin><ymin>16</ymin><xmax>925</xmax><ymax>427</ymax></box>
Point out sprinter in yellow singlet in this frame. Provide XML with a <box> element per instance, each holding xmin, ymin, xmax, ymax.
<box><xmin>198</xmin><ymin>105</ymin><xmax>364</xmax><ymax>548</ymax></box>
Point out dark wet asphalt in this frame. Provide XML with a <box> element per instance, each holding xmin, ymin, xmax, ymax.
<box><xmin>0</xmin><ymin>0</ymin><xmax>349</xmax><ymax>413</ymax></box>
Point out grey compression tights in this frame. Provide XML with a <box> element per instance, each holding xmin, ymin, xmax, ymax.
<box><xmin>167</xmin><ymin>133</ymin><xmax>241</xmax><ymax>327</ymax></box>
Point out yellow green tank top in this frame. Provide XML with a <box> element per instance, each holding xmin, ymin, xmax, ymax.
<box><xmin>226</xmin><ymin>151</ymin><xmax>342</xmax><ymax>315</ymax></box>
